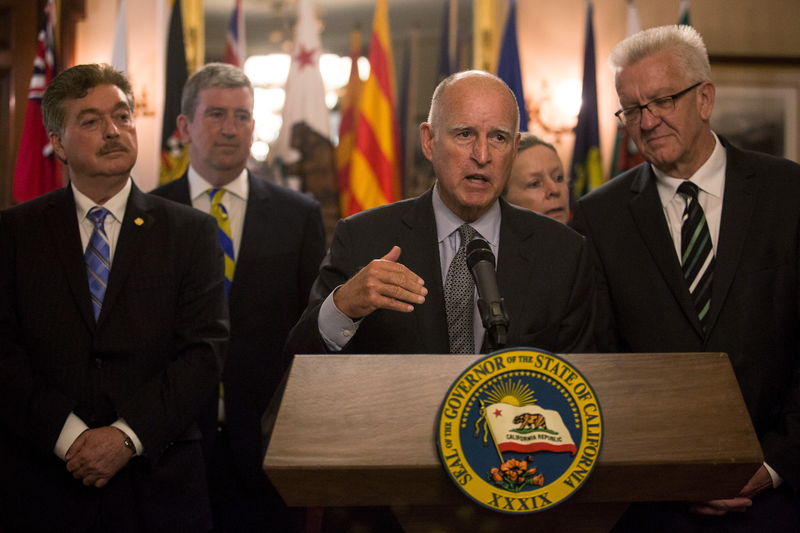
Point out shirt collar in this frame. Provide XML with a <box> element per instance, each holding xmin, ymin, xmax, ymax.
<box><xmin>432</xmin><ymin>182</ymin><xmax>501</xmax><ymax>247</ymax></box>
<box><xmin>654</xmin><ymin>132</ymin><xmax>726</xmax><ymax>207</ymax></box>
<box><xmin>73</xmin><ymin>177</ymin><xmax>132</xmax><ymax>223</ymax></box>
<box><xmin>187</xmin><ymin>166</ymin><xmax>249</xmax><ymax>202</ymax></box>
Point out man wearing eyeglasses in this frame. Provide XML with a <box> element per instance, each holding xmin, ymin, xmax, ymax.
<box><xmin>574</xmin><ymin>25</ymin><xmax>800</xmax><ymax>531</ymax></box>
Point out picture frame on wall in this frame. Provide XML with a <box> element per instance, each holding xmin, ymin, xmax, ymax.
<box><xmin>710</xmin><ymin>57</ymin><xmax>800</xmax><ymax>162</ymax></box>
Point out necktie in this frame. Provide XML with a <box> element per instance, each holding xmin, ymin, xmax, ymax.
<box><xmin>445</xmin><ymin>224</ymin><xmax>477</xmax><ymax>354</ymax></box>
<box><xmin>678</xmin><ymin>181</ymin><xmax>714</xmax><ymax>331</ymax></box>
<box><xmin>208</xmin><ymin>188</ymin><xmax>235</xmax><ymax>295</ymax></box>
<box><xmin>84</xmin><ymin>207</ymin><xmax>111</xmax><ymax>321</ymax></box>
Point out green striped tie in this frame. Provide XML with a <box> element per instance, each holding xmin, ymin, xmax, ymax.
<box><xmin>678</xmin><ymin>181</ymin><xmax>714</xmax><ymax>331</ymax></box>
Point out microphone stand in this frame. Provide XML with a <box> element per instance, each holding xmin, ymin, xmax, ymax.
<box><xmin>478</xmin><ymin>297</ymin><xmax>509</xmax><ymax>351</ymax></box>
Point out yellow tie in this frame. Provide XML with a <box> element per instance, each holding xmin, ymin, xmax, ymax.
<box><xmin>208</xmin><ymin>188</ymin><xmax>235</xmax><ymax>294</ymax></box>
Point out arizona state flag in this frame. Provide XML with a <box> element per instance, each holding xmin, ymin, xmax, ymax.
<box><xmin>12</xmin><ymin>0</ymin><xmax>60</xmax><ymax>204</ymax></box>
<box><xmin>343</xmin><ymin>0</ymin><xmax>401</xmax><ymax>216</ymax></box>
<box><xmin>569</xmin><ymin>1</ymin><xmax>603</xmax><ymax>201</ymax></box>
<box><xmin>159</xmin><ymin>0</ymin><xmax>189</xmax><ymax>185</ymax></box>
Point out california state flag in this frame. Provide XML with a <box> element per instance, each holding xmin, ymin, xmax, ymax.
<box><xmin>485</xmin><ymin>403</ymin><xmax>577</xmax><ymax>455</ymax></box>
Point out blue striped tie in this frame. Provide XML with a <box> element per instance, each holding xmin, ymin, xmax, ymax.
<box><xmin>85</xmin><ymin>207</ymin><xmax>111</xmax><ymax>321</ymax></box>
<box><xmin>678</xmin><ymin>181</ymin><xmax>714</xmax><ymax>331</ymax></box>
<box><xmin>208</xmin><ymin>188</ymin><xmax>235</xmax><ymax>295</ymax></box>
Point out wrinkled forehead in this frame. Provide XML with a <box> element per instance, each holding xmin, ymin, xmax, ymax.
<box><xmin>438</xmin><ymin>76</ymin><xmax>518</xmax><ymax>130</ymax></box>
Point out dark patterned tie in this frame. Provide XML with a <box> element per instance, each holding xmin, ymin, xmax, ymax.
<box><xmin>84</xmin><ymin>207</ymin><xmax>111</xmax><ymax>321</ymax></box>
<box><xmin>445</xmin><ymin>224</ymin><xmax>477</xmax><ymax>353</ymax></box>
<box><xmin>678</xmin><ymin>181</ymin><xmax>714</xmax><ymax>331</ymax></box>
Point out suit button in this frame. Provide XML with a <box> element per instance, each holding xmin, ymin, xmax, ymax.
<box><xmin>94</xmin><ymin>358</ymin><xmax>103</xmax><ymax>368</ymax></box>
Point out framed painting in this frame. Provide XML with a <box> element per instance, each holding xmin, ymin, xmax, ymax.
<box><xmin>710</xmin><ymin>58</ymin><xmax>800</xmax><ymax>162</ymax></box>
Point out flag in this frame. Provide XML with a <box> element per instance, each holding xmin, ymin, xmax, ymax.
<box><xmin>337</xmin><ymin>30</ymin><xmax>363</xmax><ymax>217</ymax></box>
<box><xmin>437</xmin><ymin>0</ymin><xmax>459</xmax><ymax>81</ymax></box>
<box><xmin>342</xmin><ymin>0</ymin><xmax>402</xmax><ymax>215</ymax></box>
<box><xmin>678</xmin><ymin>0</ymin><xmax>691</xmax><ymax>25</ymax></box>
<box><xmin>569</xmin><ymin>1</ymin><xmax>603</xmax><ymax>201</ymax></box>
<box><xmin>111</xmin><ymin>0</ymin><xmax>128</xmax><ymax>73</ymax></box>
<box><xmin>12</xmin><ymin>0</ymin><xmax>60</xmax><ymax>204</ymax></box>
<box><xmin>159</xmin><ymin>0</ymin><xmax>189</xmax><ymax>185</ymax></box>
<box><xmin>223</xmin><ymin>0</ymin><xmax>246</xmax><ymax>67</ymax></box>
<box><xmin>496</xmin><ymin>0</ymin><xmax>528</xmax><ymax>132</ymax></box>
<box><xmin>272</xmin><ymin>0</ymin><xmax>330</xmax><ymax>167</ymax></box>
<box><xmin>485</xmin><ymin>403</ymin><xmax>577</xmax><ymax>455</ymax></box>
<box><xmin>610</xmin><ymin>0</ymin><xmax>644</xmax><ymax>177</ymax></box>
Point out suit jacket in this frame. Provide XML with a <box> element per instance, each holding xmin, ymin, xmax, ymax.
<box><xmin>285</xmin><ymin>188</ymin><xmax>594</xmax><ymax>357</ymax></box>
<box><xmin>574</xmin><ymin>138</ymin><xmax>800</xmax><ymax>490</ymax></box>
<box><xmin>152</xmin><ymin>172</ymin><xmax>325</xmax><ymax>490</ymax></box>
<box><xmin>0</xmin><ymin>183</ymin><xmax>227</xmax><ymax>531</ymax></box>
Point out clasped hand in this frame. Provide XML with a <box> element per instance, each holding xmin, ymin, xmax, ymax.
<box><xmin>65</xmin><ymin>426</ymin><xmax>134</xmax><ymax>488</ymax></box>
<box><xmin>690</xmin><ymin>465</ymin><xmax>773</xmax><ymax>515</ymax></box>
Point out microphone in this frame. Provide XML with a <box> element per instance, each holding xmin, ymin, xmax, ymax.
<box><xmin>466</xmin><ymin>238</ymin><xmax>509</xmax><ymax>351</ymax></box>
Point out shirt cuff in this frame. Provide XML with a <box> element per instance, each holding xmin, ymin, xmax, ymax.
<box><xmin>111</xmin><ymin>419</ymin><xmax>143</xmax><ymax>456</ymax></box>
<box><xmin>54</xmin><ymin>412</ymin><xmax>89</xmax><ymax>460</ymax></box>
<box><xmin>765</xmin><ymin>462</ymin><xmax>783</xmax><ymax>488</ymax></box>
<box><xmin>318</xmin><ymin>287</ymin><xmax>361</xmax><ymax>351</ymax></box>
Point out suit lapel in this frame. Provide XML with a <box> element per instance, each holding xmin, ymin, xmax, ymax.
<box><xmin>99</xmin><ymin>184</ymin><xmax>155</xmax><ymax>325</ymax></box>
<box><xmin>706</xmin><ymin>141</ymin><xmax>757</xmax><ymax>334</ymax></box>
<box><xmin>45</xmin><ymin>187</ymin><xmax>96</xmax><ymax>329</ymax></box>
<box><xmin>398</xmin><ymin>189</ymin><xmax>449</xmax><ymax>354</ymax></box>
<box><xmin>229</xmin><ymin>174</ymin><xmax>271</xmax><ymax>304</ymax></box>
<box><xmin>496</xmin><ymin>200</ymin><xmax>535</xmax><ymax>341</ymax></box>
<box><xmin>628</xmin><ymin>166</ymin><xmax>704</xmax><ymax>335</ymax></box>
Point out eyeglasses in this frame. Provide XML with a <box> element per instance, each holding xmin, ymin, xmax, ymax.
<box><xmin>614</xmin><ymin>82</ymin><xmax>703</xmax><ymax>126</ymax></box>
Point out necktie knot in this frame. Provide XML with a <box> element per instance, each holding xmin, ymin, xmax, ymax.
<box><xmin>677</xmin><ymin>181</ymin><xmax>699</xmax><ymax>200</ymax></box>
<box><xmin>458</xmin><ymin>224</ymin><xmax>476</xmax><ymax>246</ymax></box>
<box><xmin>87</xmin><ymin>206</ymin><xmax>110</xmax><ymax>232</ymax></box>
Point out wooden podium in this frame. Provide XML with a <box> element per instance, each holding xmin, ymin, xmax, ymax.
<box><xmin>263</xmin><ymin>353</ymin><xmax>762</xmax><ymax>532</ymax></box>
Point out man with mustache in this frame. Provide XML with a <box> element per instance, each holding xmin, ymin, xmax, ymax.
<box><xmin>573</xmin><ymin>25</ymin><xmax>800</xmax><ymax>530</ymax></box>
<box><xmin>0</xmin><ymin>64</ymin><xmax>227</xmax><ymax>531</ymax></box>
<box><xmin>286</xmin><ymin>70</ymin><xmax>593</xmax><ymax>360</ymax></box>
<box><xmin>152</xmin><ymin>62</ymin><xmax>325</xmax><ymax>532</ymax></box>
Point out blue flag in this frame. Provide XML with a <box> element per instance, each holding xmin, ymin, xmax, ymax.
<box><xmin>570</xmin><ymin>0</ymin><xmax>603</xmax><ymax>201</ymax></box>
<box><xmin>496</xmin><ymin>0</ymin><xmax>528</xmax><ymax>132</ymax></box>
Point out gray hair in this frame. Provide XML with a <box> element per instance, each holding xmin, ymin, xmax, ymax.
<box><xmin>517</xmin><ymin>132</ymin><xmax>557</xmax><ymax>154</ymax></box>
<box><xmin>427</xmin><ymin>70</ymin><xmax>520</xmax><ymax>132</ymax></box>
<box><xmin>609</xmin><ymin>25</ymin><xmax>710</xmax><ymax>84</ymax></box>
<box><xmin>42</xmin><ymin>63</ymin><xmax>134</xmax><ymax>133</ymax></box>
<box><xmin>181</xmin><ymin>62</ymin><xmax>253</xmax><ymax>119</ymax></box>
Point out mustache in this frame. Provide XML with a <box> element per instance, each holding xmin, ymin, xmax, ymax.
<box><xmin>97</xmin><ymin>142</ymin><xmax>129</xmax><ymax>155</ymax></box>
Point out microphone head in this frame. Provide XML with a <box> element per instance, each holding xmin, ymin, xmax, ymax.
<box><xmin>466</xmin><ymin>237</ymin><xmax>495</xmax><ymax>270</ymax></box>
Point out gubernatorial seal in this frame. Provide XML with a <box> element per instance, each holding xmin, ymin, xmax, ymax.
<box><xmin>436</xmin><ymin>348</ymin><xmax>603</xmax><ymax>514</ymax></box>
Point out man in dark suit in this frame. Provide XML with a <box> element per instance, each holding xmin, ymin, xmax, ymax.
<box><xmin>286</xmin><ymin>70</ymin><xmax>592</xmax><ymax>360</ymax></box>
<box><xmin>573</xmin><ymin>25</ymin><xmax>800</xmax><ymax>530</ymax></box>
<box><xmin>152</xmin><ymin>63</ymin><xmax>325</xmax><ymax>532</ymax></box>
<box><xmin>0</xmin><ymin>64</ymin><xmax>226</xmax><ymax>531</ymax></box>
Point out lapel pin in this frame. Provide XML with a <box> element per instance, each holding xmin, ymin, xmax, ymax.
<box><xmin>134</xmin><ymin>217</ymin><xmax>144</xmax><ymax>226</ymax></box>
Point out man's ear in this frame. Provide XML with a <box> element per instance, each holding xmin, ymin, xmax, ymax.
<box><xmin>49</xmin><ymin>132</ymin><xmax>67</xmax><ymax>164</ymax></box>
<box><xmin>698</xmin><ymin>81</ymin><xmax>715</xmax><ymax>122</ymax></box>
<box><xmin>419</xmin><ymin>122</ymin><xmax>434</xmax><ymax>161</ymax></box>
<box><xmin>176</xmin><ymin>114</ymin><xmax>191</xmax><ymax>144</ymax></box>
